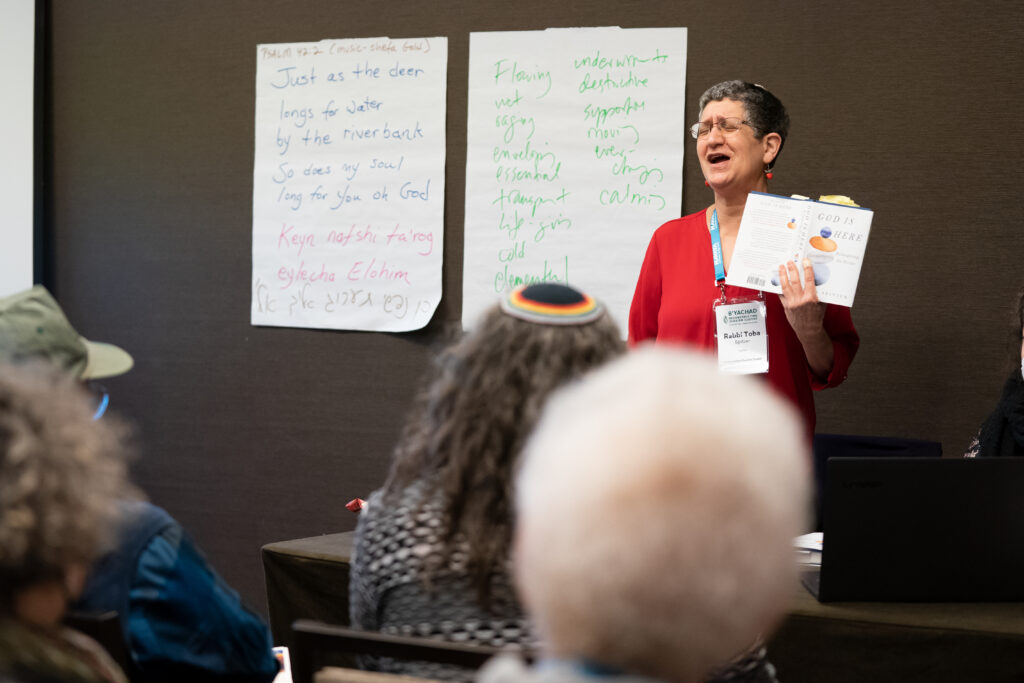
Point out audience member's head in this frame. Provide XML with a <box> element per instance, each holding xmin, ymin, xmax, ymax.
<box><xmin>0</xmin><ymin>286</ymin><xmax>134</xmax><ymax>381</ymax></box>
<box><xmin>0</xmin><ymin>363</ymin><xmax>137</xmax><ymax>625</ymax></box>
<box><xmin>385</xmin><ymin>283</ymin><xmax>625</xmax><ymax>600</ymax></box>
<box><xmin>514</xmin><ymin>347</ymin><xmax>809</xmax><ymax>682</ymax></box>
<box><xmin>0</xmin><ymin>286</ymin><xmax>134</xmax><ymax>421</ymax></box>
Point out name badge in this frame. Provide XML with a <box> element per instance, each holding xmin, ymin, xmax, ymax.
<box><xmin>714</xmin><ymin>300</ymin><xmax>768</xmax><ymax>374</ymax></box>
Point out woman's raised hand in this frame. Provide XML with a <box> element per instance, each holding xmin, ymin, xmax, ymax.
<box><xmin>778</xmin><ymin>258</ymin><xmax>825</xmax><ymax>335</ymax></box>
<box><xmin>778</xmin><ymin>258</ymin><xmax>833</xmax><ymax>379</ymax></box>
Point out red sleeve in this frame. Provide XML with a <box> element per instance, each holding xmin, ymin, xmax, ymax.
<box><xmin>811</xmin><ymin>304</ymin><xmax>860</xmax><ymax>390</ymax></box>
<box><xmin>628</xmin><ymin>233</ymin><xmax>663</xmax><ymax>345</ymax></box>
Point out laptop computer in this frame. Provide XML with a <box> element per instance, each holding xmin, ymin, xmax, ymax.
<box><xmin>803</xmin><ymin>457</ymin><xmax>1024</xmax><ymax>602</ymax></box>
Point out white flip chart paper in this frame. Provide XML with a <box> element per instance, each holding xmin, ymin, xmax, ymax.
<box><xmin>463</xmin><ymin>27</ymin><xmax>687</xmax><ymax>336</ymax></box>
<box><xmin>252</xmin><ymin>37</ymin><xmax>447</xmax><ymax>331</ymax></box>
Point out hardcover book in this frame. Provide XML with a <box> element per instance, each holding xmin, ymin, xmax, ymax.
<box><xmin>726</xmin><ymin>192</ymin><xmax>873</xmax><ymax>307</ymax></box>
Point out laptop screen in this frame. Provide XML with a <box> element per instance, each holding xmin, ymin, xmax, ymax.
<box><xmin>813</xmin><ymin>457</ymin><xmax>1024</xmax><ymax>602</ymax></box>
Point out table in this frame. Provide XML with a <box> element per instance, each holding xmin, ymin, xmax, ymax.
<box><xmin>769</xmin><ymin>577</ymin><xmax>1024</xmax><ymax>682</ymax></box>
<box><xmin>263</xmin><ymin>532</ymin><xmax>1024</xmax><ymax>681</ymax></box>
<box><xmin>263</xmin><ymin>532</ymin><xmax>355</xmax><ymax>652</ymax></box>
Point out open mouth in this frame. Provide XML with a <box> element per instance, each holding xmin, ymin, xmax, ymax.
<box><xmin>707</xmin><ymin>153</ymin><xmax>730</xmax><ymax>165</ymax></box>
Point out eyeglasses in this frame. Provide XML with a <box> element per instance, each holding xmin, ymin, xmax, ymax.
<box><xmin>85</xmin><ymin>381</ymin><xmax>109</xmax><ymax>420</ymax></box>
<box><xmin>690</xmin><ymin>117</ymin><xmax>751</xmax><ymax>139</ymax></box>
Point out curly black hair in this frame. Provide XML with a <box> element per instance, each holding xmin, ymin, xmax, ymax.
<box><xmin>383</xmin><ymin>304</ymin><xmax>624</xmax><ymax>603</ymax></box>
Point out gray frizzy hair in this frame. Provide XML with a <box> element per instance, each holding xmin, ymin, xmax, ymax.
<box><xmin>0</xmin><ymin>363</ymin><xmax>138</xmax><ymax>605</ymax></box>
<box><xmin>698</xmin><ymin>80</ymin><xmax>790</xmax><ymax>169</ymax></box>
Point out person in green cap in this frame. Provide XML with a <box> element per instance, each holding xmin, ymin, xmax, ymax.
<box><xmin>0</xmin><ymin>284</ymin><xmax>280</xmax><ymax>683</ymax></box>
<box><xmin>0</xmin><ymin>285</ymin><xmax>133</xmax><ymax>419</ymax></box>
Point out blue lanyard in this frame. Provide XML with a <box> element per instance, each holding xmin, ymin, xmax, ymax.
<box><xmin>709</xmin><ymin>209</ymin><xmax>726</xmax><ymax>284</ymax></box>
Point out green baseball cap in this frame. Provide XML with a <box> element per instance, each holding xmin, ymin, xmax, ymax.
<box><xmin>0</xmin><ymin>285</ymin><xmax>134</xmax><ymax>380</ymax></box>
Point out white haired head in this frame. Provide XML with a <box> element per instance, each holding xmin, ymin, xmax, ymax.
<box><xmin>514</xmin><ymin>346</ymin><xmax>809</xmax><ymax>682</ymax></box>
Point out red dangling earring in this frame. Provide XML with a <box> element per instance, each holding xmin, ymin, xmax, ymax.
<box><xmin>704</xmin><ymin>179</ymin><xmax>710</xmax><ymax>186</ymax></box>
<box><xmin>764</xmin><ymin>167</ymin><xmax>773</xmax><ymax>180</ymax></box>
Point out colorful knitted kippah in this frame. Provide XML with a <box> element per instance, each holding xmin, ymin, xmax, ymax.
<box><xmin>500</xmin><ymin>283</ymin><xmax>604</xmax><ymax>326</ymax></box>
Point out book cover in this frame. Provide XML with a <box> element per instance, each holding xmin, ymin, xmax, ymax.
<box><xmin>726</xmin><ymin>192</ymin><xmax>873</xmax><ymax>307</ymax></box>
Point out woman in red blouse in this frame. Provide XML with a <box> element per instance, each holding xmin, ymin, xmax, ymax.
<box><xmin>629</xmin><ymin>80</ymin><xmax>859</xmax><ymax>438</ymax></box>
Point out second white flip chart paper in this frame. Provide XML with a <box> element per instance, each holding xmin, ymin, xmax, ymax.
<box><xmin>463</xmin><ymin>27</ymin><xmax>687</xmax><ymax>336</ymax></box>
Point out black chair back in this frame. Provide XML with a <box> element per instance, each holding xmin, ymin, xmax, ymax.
<box><xmin>63</xmin><ymin>610</ymin><xmax>133</xmax><ymax>674</ymax></box>
<box><xmin>291</xmin><ymin>620</ymin><xmax>526</xmax><ymax>683</ymax></box>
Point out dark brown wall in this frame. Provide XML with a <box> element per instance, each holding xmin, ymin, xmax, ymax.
<box><xmin>44</xmin><ymin>0</ymin><xmax>1024</xmax><ymax>614</ymax></box>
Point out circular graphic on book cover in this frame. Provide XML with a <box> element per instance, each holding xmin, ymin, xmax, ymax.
<box><xmin>809</xmin><ymin>234</ymin><xmax>838</xmax><ymax>252</ymax></box>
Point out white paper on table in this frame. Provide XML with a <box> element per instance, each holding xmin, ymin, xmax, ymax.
<box><xmin>794</xmin><ymin>532</ymin><xmax>823</xmax><ymax>552</ymax></box>
<box><xmin>794</xmin><ymin>532</ymin><xmax>823</xmax><ymax>566</ymax></box>
<box><xmin>251</xmin><ymin>37</ymin><xmax>447</xmax><ymax>331</ymax></box>
<box><xmin>726</xmin><ymin>192</ymin><xmax>873</xmax><ymax>307</ymax></box>
<box><xmin>462</xmin><ymin>27</ymin><xmax>687</xmax><ymax>336</ymax></box>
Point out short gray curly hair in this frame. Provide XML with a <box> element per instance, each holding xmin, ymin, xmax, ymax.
<box><xmin>698</xmin><ymin>80</ymin><xmax>790</xmax><ymax>169</ymax></box>
<box><xmin>0</xmin><ymin>363</ymin><xmax>137</xmax><ymax>606</ymax></box>
<box><xmin>516</xmin><ymin>347</ymin><xmax>808</xmax><ymax>681</ymax></box>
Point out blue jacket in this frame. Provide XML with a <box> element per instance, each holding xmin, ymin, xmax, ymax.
<box><xmin>73</xmin><ymin>501</ymin><xmax>279</xmax><ymax>683</ymax></box>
